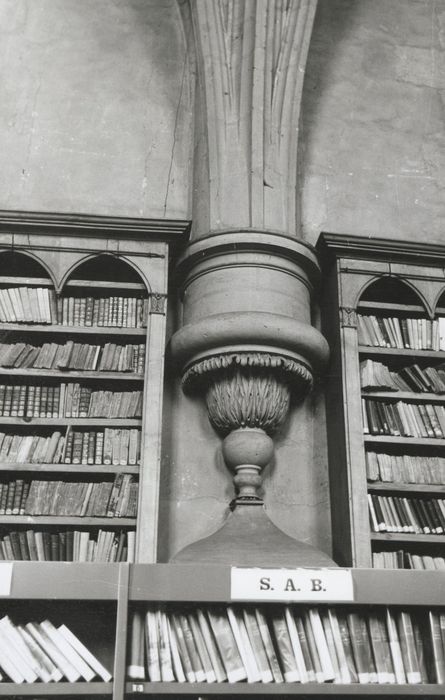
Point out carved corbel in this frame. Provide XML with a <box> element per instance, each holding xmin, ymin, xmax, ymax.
<box><xmin>183</xmin><ymin>351</ymin><xmax>312</xmax><ymax>504</ymax></box>
<box><xmin>170</xmin><ymin>232</ymin><xmax>334</xmax><ymax>566</ymax></box>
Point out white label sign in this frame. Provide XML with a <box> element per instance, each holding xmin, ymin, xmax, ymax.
<box><xmin>0</xmin><ymin>564</ymin><xmax>13</xmax><ymax>596</ymax></box>
<box><xmin>231</xmin><ymin>567</ymin><xmax>354</xmax><ymax>602</ymax></box>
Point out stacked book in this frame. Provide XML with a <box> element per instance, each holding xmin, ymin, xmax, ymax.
<box><xmin>357</xmin><ymin>314</ymin><xmax>445</xmax><ymax>350</ymax></box>
<box><xmin>0</xmin><ymin>431</ymin><xmax>66</xmax><ymax>464</ymax></box>
<box><xmin>368</xmin><ymin>493</ymin><xmax>445</xmax><ymax>534</ymax></box>
<box><xmin>127</xmin><ymin>605</ymin><xmax>445</xmax><ymax>684</ymax></box>
<box><xmin>0</xmin><ymin>474</ymin><xmax>138</xmax><ymax>517</ymax></box>
<box><xmin>0</xmin><ymin>341</ymin><xmax>145</xmax><ymax>373</ymax></box>
<box><xmin>59</xmin><ymin>295</ymin><xmax>148</xmax><ymax>328</ymax></box>
<box><xmin>373</xmin><ymin>550</ymin><xmax>445</xmax><ymax>570</ymax></box>
<box><xmin>0</xmin><ymin>614</ymin><xmax>111</xmax><ymax>682</ymax></box>
<box><xmin>361</xmin><ymin>359</ymin><xmax>445</xmax><ymax>393</ymax></box>
<box><xmin>0</xmin><ymin>383</ymin><xmax>142</xmax><ymax>419</ymax></box>
<box><xmin>63</xmin><ymin>428</ymin><xmax>141</xmax><ymax>466</ymax></box>
<box><xmin>0</xmin><ymin>287</ymin><xmax>57</xmax><ymax>324</ymax></box>
<box><xmin>362</xmin><ymin>398</ymin><xmax>445</xmax><ymax>438</ymax></box>
<box><xmin>0</xmin><ymin>529</ymin><xmax>135</xmax><ymax>562</ymax></box>
<box><xmin>366</xmin><ymin>451</ymin><xmax>445</xmax><ymax>484</ymax></box>
<box><xmin>0</xmin><ymin>428</ymin><xmax>141</xmax><ymax>467</ymax></box>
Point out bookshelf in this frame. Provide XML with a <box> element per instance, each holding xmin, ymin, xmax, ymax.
<box><xmin>0</xmin><ymin>212</ymin><xmax>189</xmax><ymax>564</ymax></box>
<box><xmin>124</xmin><ymin>565</ymin><xmax>445</xmax><ymax>696</ymax></box>
<box><xmin>319</xmin><ymin>233</ymin><xmax>445</xmax><ymax>569</ymax></box>
<box><xmin>0</xmin><ymin>563</ymin><xmax>441</xmax><ymax>697</ymax></box>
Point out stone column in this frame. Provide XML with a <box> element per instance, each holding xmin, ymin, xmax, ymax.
<box><xmin>171</xmin><ymin>0</ymin><xmax>333</xmax><ymax>566</ymax></box>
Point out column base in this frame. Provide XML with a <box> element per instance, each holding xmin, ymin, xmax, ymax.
<box><xmin>171</xmin><ymin>503</ymin><xmax>336</xmax><ymax>567</ymax></box>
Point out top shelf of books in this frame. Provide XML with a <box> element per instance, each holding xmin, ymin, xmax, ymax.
<box><xmin>0</xmin><ymin>287</ymin><xmax>149</xmax><ymax>329</ymax></box>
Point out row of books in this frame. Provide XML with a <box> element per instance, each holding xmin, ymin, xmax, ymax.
<box><xmin>360</xmin><ymin>359</ymin><xmax>445</xmax><ymax>393</ymax></box>
<box><xmin>0</xmin><ymin>428</ymin><xmax>141</xmax><ymax>466</ymax></box>
<box><xmin>0</xmin><ymin>341</ymin><xmax>145</xmax><ymax>373</ymax></box>
<box><xmin>128</xmin><ymin>605</ymin><xmax>445</xmax><ymax>684</ymax></box>
<box><xmin>0</xmin><ymin>614</ymin><xmax>111</xmax><ymax>683</ymax></box>
<box><xmin>357</xmin><ymin>314</ymin><xmax>445</xmax><ymax>350</ymax></box>
<box><xmin>368</xmin><ymin>494</ymin><xmax>445</xmax><ymax>535</ymax></box>
<box><xmin>0</xmin><ymin>383</ymin><xmax>143</xmax><ymax>419</ymax></box>
<box><xmin>58</xmin><ymin>295</ymin><xmax>148</xmax><ymax>328</ymax></box>
<box><xmin>0</xmin><ymin>287</ymin><xmax>56</xmax><ymax>324</ymax></box>
<box><xmin>366</xmin><ymin>451</ymin><xmax>445</xmax><ymax>485</ymax></box>
<box><xmin>372</xmin><ymin>550</ymin><xmax>445</xmax><ymax>570</ymax></box>
<box><xmin>0</xmin><ymin>286</ymin><xmax>149</xmax><ymax>328</ymax></box>
<box><xmin>0</xmin><ymin>475</ymin><xmax>138</xmax><ymax>517</ymax></box>
<box><xmin>0</xmin><ymin>528</ymin><xmax>135</xmax><ymax>562</ymax></box>
<box><xmin>362</xmin><ymin>398</ymin><xmax>445</xmax><ymax>438</ymax></box>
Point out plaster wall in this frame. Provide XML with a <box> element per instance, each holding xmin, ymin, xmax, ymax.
<box><xmin>301</xmin><ymin>0</ymin><xmax>445</xmax><ymax>245</ymax></box>
<box><xmin>0</xmin><ymin>0</ymin><xmax>192</xmax><ymax>219</ymax></box>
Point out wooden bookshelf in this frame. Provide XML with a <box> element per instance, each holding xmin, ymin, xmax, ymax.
<box><xmin>122</xmin><ymin>565</ymin><xmax>445</xmax><ymax>697</ymax></box>
<box><xmin>0</xmin><ymin>214</ymin><xmax>189</xmax><ymax>565</ymax></box>
<box><xmin>0</xmin><ymin>562</ymin><xmax>443</xmax><ymax>697</ymax></box>
<box><xmin>319</xmin><ymin>233</ymin><xmax>445</xmax><ymax>568</ymax></box>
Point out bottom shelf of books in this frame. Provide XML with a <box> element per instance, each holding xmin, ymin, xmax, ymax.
<box><xmin>0</xmin><ymin>600</ymin><xmax>114</xmax><ymax>696</ymax></box>
<box><xmin>0</xmin><ymin>564</ymin><xmax>442</xmax><ymax>697</ymax></box>
<box><xmin>125</xmin><ymin>602</ymin><xmax>445</xmax><ymax>695</ymax></box>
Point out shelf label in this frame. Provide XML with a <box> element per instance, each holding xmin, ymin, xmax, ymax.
<box><xmin>0</xmin><ymin>564</ymin><xmax>12</xmax><ymax>596</ymax></box>
<box><xmin>231</xmin><ymin>567</ymin><xmax>354</xmax><ymax>602</ymax></box>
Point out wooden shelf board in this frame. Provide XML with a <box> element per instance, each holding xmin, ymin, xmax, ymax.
<box><xmin>359</xmin><ymin>346</ymin><xmax>445</xmax><ymax>359</ymax></box>
<box><xmin>0</xmin><ymin>368</ymin><xmax>144</xmax><ymax>381</ymax></box>
<box><xmin>362</xmin><ymin>390</ymin><xmax>445</xmax><ymax>402</ymax></box>
<box><xmin>368</xmin><ymin>482</ymin><xmax>445</xmax><ymax>494</ymax></box>
<box><xmin>0</xmin><ymin>463</ymin><xmax>139</xmax><ymax>474</ymax></box>
<box><xmin>0</xmin><ymin>275</ymin><xmax>147</xmax><ymax>291</ymax></box>
<box><xmin>65</xmin><ymin>279</ymin><xmax>146</xmax><ymax>290</ymax></box>
<box><xmin>371</xmin><ymin>532</ymin><xmax>445</xmax><ymax>544</ymax></box>
<box><xmin>0</xmin><ymin>681</ymin><xmax>113</xmax><ymax>695</ymax></box>
<box><xmin>0</xmin><ymin>324</ymin><xmax>146</xmax><ymax>336</ymax></box>
<box><xmin>0</xmin><ymin>562</ymin><xmax>121</xmax><ymax>598</ymax></box>
<box><xmin>0</xmin><ymin>515</ymin><xmax>136</xmax><ymax>526</ymax></box>
<box><xmin>129</xmin><ymin>565</ymin><xmax>445</xmax><ymax>606</ymax></box>
<box><xmin>0</xmin><ymin>417</ymin><xmax>142</xmax><ymax>426</ymax></box>
<box><xmin>364</xmin><ymin>435</ymin><xmax>445</xmax><ymax>447</ymax></box>
<box><xmin>124</xmin><ymin>682</ymin><xmax>445</xmax><ymax>695</ymax></box>
<box><xmin>357</xmin><ymin>301</ymin><xmax>429</xmax><ymax>314</ymax></box>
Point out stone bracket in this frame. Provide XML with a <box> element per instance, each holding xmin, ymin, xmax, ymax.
<box><xmin>340</xmin><ymin>306</ymin><xmax>357</xmax><ymax>328</ymax></box>
<box><xmin>149</xmin><ymin>293</ymin><xmax>167</xmax><ymax>315</ymax></box>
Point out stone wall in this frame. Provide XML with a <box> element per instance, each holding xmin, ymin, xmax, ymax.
<box><xmin>301</xmin><ymin>0</ymin><xmax>445</xmax><ymax>244</ymax></box>
<box><xmin>0</xmin><ymin>0</ymin><xmax>192</xmax><ymax>219</ymax></box>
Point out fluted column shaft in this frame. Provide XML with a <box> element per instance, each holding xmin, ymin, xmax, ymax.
<box><xmin>184</xmin><ymin>0</ymin><xmax>317</xmax><ymax>238</ymax></box>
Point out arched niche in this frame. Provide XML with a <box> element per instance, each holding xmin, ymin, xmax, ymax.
<box><xmin>433</xmin><ymin>288</ymin><xmax>445</xmax><ymax>318</ymax></box>
<box><xmin>65</xmin><ymin>254</ymin><xmax>147</xmax><ymax>287</ymax></box>
<box><xmin>60</xmin><ymin>254</ymin><xmax>150</xmax><ymax>330</ymax></box>
<box><xmin>359</xmin><ymin>275</ymin><xmax>427</xmax><ymax>312</ymax></box>
<box><xmin>0</xmin><ymin>250</ymin><xmax>54</xmax><ymax>286</ymax></box>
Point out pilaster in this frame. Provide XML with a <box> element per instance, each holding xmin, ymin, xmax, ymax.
<box><xmin>171</xmin><ymin>1</ymin><xmax>333</xmax><ymax>565</ymax></box>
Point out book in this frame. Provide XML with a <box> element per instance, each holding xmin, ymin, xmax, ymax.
<box><xmin>57</xmin><ymin>623</ymin><xmax>112</xmax><ymax>682</ymax></box>
<box><xmin>269</xmin><ymin>607</ymin><xmax>300</xmax><ymax>682</ymax></box>
<box><xmin>206</xmin><ymin>607</ymin><xmax>247</xmax><ymax>682</ymax></box>
<box><xmin>227</xmin><ymin>605</ymin><xmax>261</xmax><ymax>683</ymax></box>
